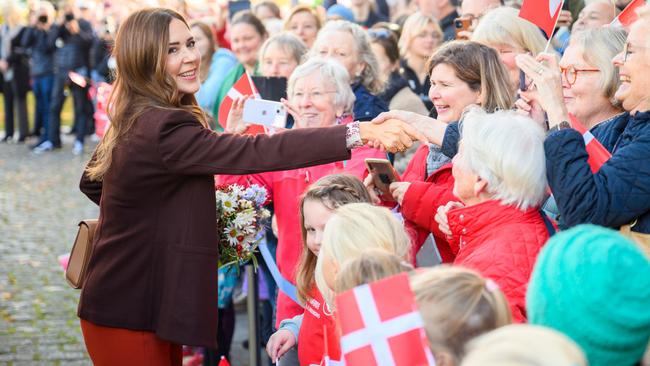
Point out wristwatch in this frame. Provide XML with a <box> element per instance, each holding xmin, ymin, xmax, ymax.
<box><xmin>548</xmin><ymin>120</ymin><xmax>571</xmax><ymax>133</ymax></box>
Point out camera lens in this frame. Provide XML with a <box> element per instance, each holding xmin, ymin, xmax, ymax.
<box><xmin>454</xmin><ymin>20</ymin><xmax>463</xmax><ymax>29</ymax></box>
<box><xmin>38</xmin><ymin>15</ymin><xmax>48</xmax><ymax>23</ymax></box>
<box><xmin>65</xmin><ymin>13</ymin><xmax>74</xmax><ymax>22</ymax></box>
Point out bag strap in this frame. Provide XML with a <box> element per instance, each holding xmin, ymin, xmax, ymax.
<box><xmin>539</xmin><ymin>209</ymin><xmax>557</xmax><ymax>237</ymax></box>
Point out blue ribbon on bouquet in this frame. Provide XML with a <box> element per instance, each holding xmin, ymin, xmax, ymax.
<box><xmin>258</xmin><ymin>237</ymin><xmax>301</xmax><ymax>306</ymax></box>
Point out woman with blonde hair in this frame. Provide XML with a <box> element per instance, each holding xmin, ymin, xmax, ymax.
<box><xmin>312</xmin><ymin>20</ymin><xmax>388</xmax><ymax>121</ymax></box>
<box><xmin>398</xmin><ymin>12</ymin><xmax>443</xmax><ymax>111</ymax></box>
<box><xmin>77</xmin><ymin>8</ymin><xmax>424</xmax><ymax>365</ymax></box>
<box><xmin>284</xmin><ymin>4</ymin><xmax>322</xmax><ymax>48</ymax></box>
<box><xmin>315</xmin><ymin>202</ymin><xmax>411</xmax><ymax>305</ymax></box>
<box><xmin>411</xmin><ymin>266</ymin><xmax>512</xmax><ymax>366</ymax></box>
<box><xmin>471</xmin><ymin>6</ymin><xmax>547</xmax><ymax>92</ymax></box>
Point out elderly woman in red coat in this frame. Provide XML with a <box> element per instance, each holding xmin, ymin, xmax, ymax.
<box><xmin>435</xmin><ymin>109</ymin><xmax>550</xmax><ymax>323</ymax></box>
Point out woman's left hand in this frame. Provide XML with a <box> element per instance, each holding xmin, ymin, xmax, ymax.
<box><xmin>280</xmin><ymin>98</ymin><xmax>301</xmax><ymax>126</ymax></box>
<box><xmin>515</xmin><ymin>53</ymin><xmax>569</xmax><ymax>128</ymax></box>
<box><xmin>389</xmin><ymin>182</ymin><xmax>411</xmax><ymax>205</ymax></box>
<box><xmin>225</xmin><ymin>95</ymin><xmax>250</xmax><ymax>134</ymax></box>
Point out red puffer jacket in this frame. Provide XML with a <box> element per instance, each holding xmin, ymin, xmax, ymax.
<box><xmin>446</xmin><ymin>200</ymin><xmax>549</xmax><ymax>323</ymax></box>
<box><xmin>399</xmin><ymin>151</ymin><xmax>459</xmax><ymax>263</ymax></box>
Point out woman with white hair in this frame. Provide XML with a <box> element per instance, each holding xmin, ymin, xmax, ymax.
<box><xmin>223</xmin><ymin>58</ymin><xmax>388</xmax><ymax>327</ymax></box>
<box><xmin>435</xmin><ymin>109</ymin><xmax>550</xmax><ymax>323</ymax></box>
<box><xmin>471</xmin><ymin>6</ymin><xmax>547</xmax><ymax>92</ymax></box>
<box><xmin>311</xmin><ymin>20</ymin><xmax>388</xmax><ymax>121</ymax></box>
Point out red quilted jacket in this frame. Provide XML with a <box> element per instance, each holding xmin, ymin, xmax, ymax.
<box><xmin>399</xmin><ymin>148</ymin><xmax>459</xmax><ymax>263</ymax></box>
<box><xmin>447</xmin><ymin>200</ymin><xmax>549</xmax><ymax>323</ymax></box>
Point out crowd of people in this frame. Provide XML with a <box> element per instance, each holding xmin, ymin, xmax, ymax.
<box><xmin>6</xmin><ymin>0</ymin><xmax>645</xmax><ymax>365</ymax></box>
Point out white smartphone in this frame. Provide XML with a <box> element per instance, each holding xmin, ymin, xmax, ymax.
<box><xmin>242</xmin><ymin>98</ymin><xmax>288</xmax><ymax>128</ymax></box>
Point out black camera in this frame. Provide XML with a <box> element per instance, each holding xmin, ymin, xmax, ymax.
<box><xmin>64</xmin><ymin>13</ymin><xmax>74</xmax><ymax>22</ymax></box>
<box><xmin>38</xmin><ymin>15</ymin><xmax>48</xmax><ymax>23</ymax></box>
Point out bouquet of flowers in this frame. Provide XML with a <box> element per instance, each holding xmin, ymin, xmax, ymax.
<box><xmin>216</xmin><ymin>184</ymin><xmax>271</xmax><ymax>269</ymax></box>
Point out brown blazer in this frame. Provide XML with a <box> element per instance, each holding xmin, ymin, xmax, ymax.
<box><xmin>78</xmin><ymin>107</ymin><xmax>350</xmax><ymax>347</ymax></box>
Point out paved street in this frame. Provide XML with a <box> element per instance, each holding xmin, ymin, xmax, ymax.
<box><xmin>0</xmin><ymin>137</ymin><xmax>258</xmax><ymax>366</ymax></box>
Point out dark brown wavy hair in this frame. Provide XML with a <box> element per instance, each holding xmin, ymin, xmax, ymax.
<box><xmin>86</xmin><ymin>8</ymin><xmax>209</xmax><ymax>181</ymax></box>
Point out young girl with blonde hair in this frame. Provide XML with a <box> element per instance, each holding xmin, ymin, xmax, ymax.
<box><xmin>315</xmin><ymin>202</ymin><xmax>411</xmax><ymax>306</ymax></box>
<box><xmin>410</xmin><ymin>266</ymin><xmax>512</xmax><ymax>366</ymax></box>
<box><xmin>265</xmin><ymin>174</ymin><xmax>371</xmax><ymax>365</ymax></box>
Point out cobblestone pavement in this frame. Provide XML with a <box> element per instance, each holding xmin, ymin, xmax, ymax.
<box><xmin>0</xmin><ymin>137</ymin><xmax>261</xmax><ymax>366</ymax></box>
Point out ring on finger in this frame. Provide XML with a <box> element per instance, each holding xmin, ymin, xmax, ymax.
<box><xmin>536</xmin><ymin>67</ymin><xmax>544</xmax><ymax>75</ymax></box>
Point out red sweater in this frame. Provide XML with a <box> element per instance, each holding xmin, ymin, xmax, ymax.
<box><xmin>298</xmin><ymin>288</ymin><xmax>341</xmax><ymax>366</ymax></box>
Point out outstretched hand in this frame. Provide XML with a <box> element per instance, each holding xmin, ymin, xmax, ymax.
<box><xmin>359</xmin><ymin>119</ymin><xmax>427</xmax><ymax>154</ymax></box>
<box><xmin>371</xmin><ymin>110</ymin><xmax>446</xmax><ymax>146</ymax></box>
<box><xmin>225</xmin><ymin>95</ymin><xmax>251</xmax><ymax>134</ymax></box>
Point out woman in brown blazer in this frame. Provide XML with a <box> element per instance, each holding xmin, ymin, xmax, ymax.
<box><xmin>77</xmin><ymin>8</ymin><xmax>422</xmax><ymax>366</ymax></box>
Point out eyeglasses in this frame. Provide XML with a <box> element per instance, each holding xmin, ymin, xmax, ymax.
<box><xmin>622</xmin><ymin>42</ymin><xmax>649</xmax><ymax>63</ymax></box>
<box><xmin>292</xmin><ymin>90</ymin><xmax>337</xmax><ymax>102</ymax></box>
<box><xmin>560</xmin><ymin>65</ymin><xmax>600</xmax><ymax>86</ymax></box>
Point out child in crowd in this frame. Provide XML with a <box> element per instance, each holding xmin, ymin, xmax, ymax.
<box><xmin>335</xmin><ymin>248</ymin><xmax>412</xmax><ymax>294</ymax></box>
<box><xmin>265</xmin><ymin>174</ymin><xmax>371</xmax><ymax>365</ymax></box>
<box><xmin>409</xmin><ymin>266</ymin><xmax>512</xmax><ymax>366</ymax></box>
<box><xmin>460</xmin><ymin>324</ymin><xmax>587</xmax><ymax>366</ymax></box>
<box><xmin>315</xmin><ymin>202</ymin><xmax>412</xmax><ymax>306</ymax></box>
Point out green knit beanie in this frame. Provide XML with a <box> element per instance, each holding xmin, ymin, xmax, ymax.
<box><xmin>527</xmin><ymin>224</ymin><xmax>650</xmax><ymax>366</ymax></box>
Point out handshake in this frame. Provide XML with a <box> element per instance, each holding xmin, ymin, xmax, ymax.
<box><xmin>361</xmin><ymin>110</ymin><xmax>442</xmax><ymax>154</ymax></box>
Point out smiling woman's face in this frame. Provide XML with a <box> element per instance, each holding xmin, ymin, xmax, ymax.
<box><xmin>166</xmin><ymin>18</ymin><xmax>201</xmax><ymax>96</ymax></box>
<box><xmin>290</xmin><ymin>71</ymin><xmax>343</xmax><ymax>128</ymax></box>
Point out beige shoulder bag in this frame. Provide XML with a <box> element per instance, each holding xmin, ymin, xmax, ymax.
<box><xmin>66</xmin><ymin>219</ymin><xmax>99</xmax><ymax>289</ymax></box>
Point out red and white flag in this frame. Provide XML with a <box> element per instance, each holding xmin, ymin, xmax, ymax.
<box><xmin>336</xmin><ymin>273</ymin><xmax>435</xmax><ymax>366</ymax></box>
<box><xmin>519</xmin><ymin>0</ymin><xmax>564</xmax><ymax>38</ymax></box>
<box><xmin>567</xmin><ymin>114</ymin><xmax>611</xmax><ymax>172</ymax></box>
<box><xmin>217</xmin><ymin>72</ymin><xmax>260</xmax><ymax>130</ymax></box>
<box><xmin>611</xmin><ymin>0</ymin><xmax>646</xmax><ymax>27</ymax></box>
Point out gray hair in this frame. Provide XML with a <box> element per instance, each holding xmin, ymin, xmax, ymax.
<box><xmin>287</xmin><ymin>57</ymin><xmax>355</xmax><ymax>115</ymax></box>
<box><xmin>458</xmin><ymin>109</ymin><xmax>547</xmax><ymax>210</ymax></box>
<box><xmin>259</xmin><ymin>32</ymin><xmax>308</xmax><ymax>66</ymax></box>
<box><xmin>569</xmin><ymin>27</ymin><xmax>626</xmax><ymax>106</ymax></box>
<box><xmin>311</xmin><ymin>20</ymin><xmax>385</xmax><ymax>94</ymax></box>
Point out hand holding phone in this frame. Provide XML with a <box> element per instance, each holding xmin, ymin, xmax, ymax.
<box><xmin>454</xmin><ymin>16</ymin><xmax>472</xmax><ymax>39</ymax></box>
<box><xmin>365</xmin><ymin>158</ymin><xmax>401</xmax><ymax>202</ymax></box>
<box><xmin>243</xmin><ymin>98</ymin><xmax>288</xmax><ymax>128</ymax></box>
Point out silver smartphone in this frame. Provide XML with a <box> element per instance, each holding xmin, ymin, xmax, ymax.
<box><xmin>242</xmin><ymin>98</ymin><xmax>288</xmax><ymax>128</ymax></box>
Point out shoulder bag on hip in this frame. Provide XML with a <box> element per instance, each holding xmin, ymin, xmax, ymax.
<box><xmin>66</xmin><ymin>219</ymin><xmax>98</xmax><ymax>289</ymax></box>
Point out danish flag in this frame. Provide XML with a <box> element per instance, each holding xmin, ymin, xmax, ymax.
<box><xmin>568</xmin><ymin>114</ymin><xmax>611</xmax><ymax>172</ymax></box>
<box><xmin>611</xmin><ymin>0</ymin><xmax>646</xmax><ymax>27</ymax></box>
<box><xmin>519</xmin><ymin>0</ymin><xmax>564</xmax><ymax>38</ymax></box>
<box><xmin>217</xmin><ymin>72</ymin><xmax>265</xmax><ymax>134</ymax></box>
<box><xmin>336</xmin><ymin>273</ymin><xmax>435</xmax><ymax>366</ymax></box>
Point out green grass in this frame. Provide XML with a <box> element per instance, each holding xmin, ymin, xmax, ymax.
<box><xmin>0</xmin><ymin>90</ymin><xmax>75</xmax><ymax>132</ymax></box>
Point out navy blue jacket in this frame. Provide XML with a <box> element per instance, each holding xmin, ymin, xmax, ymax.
<box><xmin>48</xmin><ymin>19</ymin><xmax>94</xmax><ymax>72</ymax></box>
<box><xmin>545</xmin><ymin>111</ymin><xmax>650</xmax><ymax>233</ymax></box>
<box><xmin>352</xmin><ymin>83</ymin><xmax>388</xmax><ymax>122</ymax></box>
<box><xmin>21</xmin><ymin>26</ymin><xmax>55</xmax><ymax>77</ymax></box>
